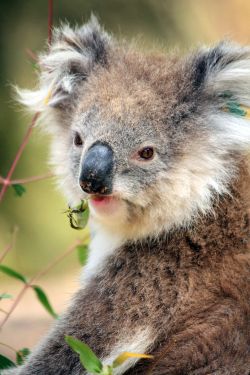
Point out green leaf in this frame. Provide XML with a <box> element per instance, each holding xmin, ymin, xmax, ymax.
<box><xmin>12</xmin><ymin>184</ymin><xmax>26</xmax><ymax>197</ymax></box>
<box><xmin>16</xmin><ymin>348</ymin><xmax>30</xmax><ymax>365</ymax></box>
<box><xmin>76</xmin><ymin>245</ymin><xmax>89</xmax><ymax>266</ymax></box>
<box><xmin>227</xmin><ymin>102</ymin><xmax>247</xmax><ymax>117</ymax></box>
<box><xmin>65</xmin><ymin>336</ymin><xmax>102</xmax><ymax>374</ymax></box>
<box><xmin>0</xmin><ymin>293</ymin><xmax>12</xmax><ymax>300</ymax></box>
<box><xmin>101</xmin><ymin>365</ymin><xmax>113</xmax><ymax>375</ymax></box>
<box><xmin>0</xmin><ymin>265</ymin><xmax>27</xmax><ymax>283</ymax></box>
<box><xmin>30</xmin><ymin>61</ymin><xmax>39</xmax><ymax>71</ymax></box>
<box><xmin>67</xmin><ymin>201</ymin><xmax>89</xmax><ymax>230</ymax></box>
<box><xmin>0</xmin><ymin>354</ymin><xmax>16</xmax><ymax>370</ymax></box>
<box><xmin>32</xmin><ymin>285</ymin><xmax>58</xmax><ymax>319</ymax></box>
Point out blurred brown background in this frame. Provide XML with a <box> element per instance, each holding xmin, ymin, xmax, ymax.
<box><xmin>1</xmin><ymin>0</ymin><xmax>250</xmax><ymax>361</ymax></box>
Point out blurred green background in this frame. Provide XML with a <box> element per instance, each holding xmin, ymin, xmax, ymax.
<box><xmin>1</xmin><ymin>0</ymin><xmax>250</xmax><ymax>357</ymax></box>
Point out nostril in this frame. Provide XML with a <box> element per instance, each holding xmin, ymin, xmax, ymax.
<box><xmin>79</xmin><ymin>180</ymin><xmax>93</xmax><ymax>193</ymax></box>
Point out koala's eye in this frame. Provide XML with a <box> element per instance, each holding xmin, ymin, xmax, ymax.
<box><xmin>138</xmin><ymin>147</ymin><xmax>154</xmax><ymax>160</ymax></box>
<box><xmin>73</xmin><ymin>132</ymin><xmax>83</xmax><ymax>147</ymax></box>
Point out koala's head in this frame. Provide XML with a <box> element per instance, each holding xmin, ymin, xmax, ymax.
<box><xmin>18</xmin><ymin>17</ymin><xmax>250</xmax><ymax>239</ymax></box>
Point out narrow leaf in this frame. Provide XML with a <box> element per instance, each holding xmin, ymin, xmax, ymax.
<box><xmin>65</xmin><ymin>336</ymin><xmax>102</xmax><ymax>374</ymax></box>
<box><xmin>16</xmin><ymin>348</ymin><xmax>31</xmax><ymax>365</ymax></box>
<box><xmin>32</xmin><ymin>285</ymin><xmax>58</xmax><ymax>319</ymax></box>
<box><xmin>0</xmin><ymin>354</ymin><xmax>16</xmax><ymax>370</ymax></box>
<box><xmin>76</xmin><ymin>245</ymin><xmax>89</xmax><ymax>266</ymax></box>
<box><xmin>0</xmin><ymin>265</ymin><xmax>27</xmax><ymax>283</ymax></box>
<box><xmin>0</xmin><ymin>293</ymin><xmax>12</xmax><ymax>300</ymax></box>
<box><xmin>12</xmin><ymin>184</ymin><xmax>26</xmax><ymax>197</ymax></box>
<box><xmin>113</xmin><ymin>352</ymin><xmax>154</xmax><ymax>368</ymax></box>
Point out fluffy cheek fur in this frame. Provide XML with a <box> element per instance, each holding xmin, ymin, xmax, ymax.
<box><xmin>95</xmin><ymin>142</ymin><xmax>234</xmax><ymax>241</ymax></box>
<box><xmin>49</xmin><ymin>135</ymin><xmax>86</xmax><ymax>206</ymax></box>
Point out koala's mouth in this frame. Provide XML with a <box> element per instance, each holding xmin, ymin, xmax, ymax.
<box><xmin>89</xmin><ymin>194</ymin><xmax>120</xmax><ymax>214</ymax></box>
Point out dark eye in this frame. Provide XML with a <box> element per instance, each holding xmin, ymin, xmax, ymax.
<box><xmin>138</xmin><ymin>147</ymin><xmax>154</xmax><ymax>160</ymax></box>
<box><xmin>73</xmin><ymin>132</ymin><xmax>83</xmax><ymax>147</ymax></box>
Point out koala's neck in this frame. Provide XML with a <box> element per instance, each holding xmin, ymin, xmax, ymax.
<box><xmin>85</xmin><ymin>162</ymin><xmax>249</xmax><ymax>281</ymax></box>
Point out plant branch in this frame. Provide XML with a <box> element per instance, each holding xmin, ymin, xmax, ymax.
<box><xmin>0</xmin><ymin>113</ymin><xmax>40</xmax><ymax>204</ymax></box>
<box><xmin>25</xmin><ymin>48</ymin><xmax>38</xmax><ymax>62</ymax></box>
<box><xmin>0</xmin><ymin>226</ymin><xmax>19</xmax><ymax>264</ymax></box>
<box><xmin>48</xmin><ymin>0</ymin><xmax>53</xmax><ymax>45</ymax></box>
<box><xmin>0</xmin><ymin>341</ymin><xmax>17</xmax><ymax>353</ymax></box>
<box><xmin>0</xmin><ymin>309</ymin><xmax>8</xmax><ymax>315</ymax></box>
<box><xmin>0</xmin><ymin>236</ymin><xmax>87</xmax><ymax>330</ymax></box>
<box><xmin>0</xmin><ymin>172</ymin><xmax>54</xmax><ymax>186</ymax></box>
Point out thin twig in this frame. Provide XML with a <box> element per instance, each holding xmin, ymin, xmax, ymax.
<box><xmin>33</xmin><ymin>238</ymin><xmax>84</xmax><ymax>281</ymax></box>
<box><xmin>48</xmin><ymin>0</ymin><xmax>53</xmax><ymax>45</ymax></box>
<box><xmin>25</xmin><ymin>48</ymin><xmax>38</xmax><ymax>62</ymax></box>
<box><xmin>0</xmin><ymin>286</ymin><xmax>28</xmax><ymax>330</ymax></box>
<box><xmin>0</xmin><ymin>309</ymin><xmax>8</xmax><ymax>315</ymax></box>
<box><xmin>0</xmin><ymin>226</ymin><xmax>19</xmax><ymax>264</ymax></box>
<box><xmin>0</xmin><ymin>236</ymin><xmax>87</xmax><ymax>330</ymax></box>
<box><xmin>0</xmin><ymin>113</ymin><xmax>40</xmax><ymax>203</ymax></box>
<box><xmin>0</xmin><ymin>341</ymin><xmax>17</xmax><ymax>353</ymax></box>
<box><xmin>0</xmin><ymin>172</ymin><xmax>54</xmax><ymax>186</ymax></box>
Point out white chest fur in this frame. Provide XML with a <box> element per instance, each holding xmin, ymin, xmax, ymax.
<box><xmin>82</xmin><ymin>225</ymin><xmax>124</xmax><ymax>282</ymax></box>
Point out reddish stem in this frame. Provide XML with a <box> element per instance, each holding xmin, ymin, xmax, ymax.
<box><xmin>0</xmin><ymin>237</ymin><xmax>85</xmax><ymax>330</ymax></box>
<box><xmin>25</xmin><ymin>48</ymin><xmax>38</xmax><ymax>62</ymax></box>
<box><xmin>0</xmin><ymin>112</ymin><xmax>40</xmax><ymax>203</ymax></box>
<box><xmin>48</xmin><ymin>0</ymin><xmax>53</xmax><ymax>45</ymax></box>
<box><xmin>0</xmin><ymin>172</ymin><xmax>53</xmax><ymax>186</ymax></box>
<box><xmin>0</xmin><ymin>226</ymin><xmax>19</xmax><ymax>264</ymax></box>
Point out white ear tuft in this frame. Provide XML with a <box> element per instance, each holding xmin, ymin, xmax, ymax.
<box><xmin>16</xmin><ymin>16</ymin><xmax>112</xmax><ymax>114</ymax></box>
<box><xmin>192</xmin><ymin>41</ymin><xmax>250</xmax><ymax>152</ymax></box>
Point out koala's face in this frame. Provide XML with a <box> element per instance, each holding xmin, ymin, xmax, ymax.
<box><xmin>69</xmin><ymin>64</ymin><xmax>174</xmax><ymax>224</ymax></box>
<box><xmin>60</xmin><ymin>56</ymin><xmax>206</xmax><ymax>236</ymax></box>
<box><xmin>19</xmin><ymin>18</ymin><xmax>250</xmax><ymax>239</ymax></box>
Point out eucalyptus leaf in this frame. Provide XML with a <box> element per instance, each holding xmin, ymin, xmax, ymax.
<box><xmin>0</xmin><ymin>265</ymin><xmax>27</xmax><ymax>283</ymax></box>
<box><xmin>112</xmin><ymin>352</ymin><xmax>153</xmax><ymax>368</ymax></box>
<box><xmin>76</xmin><ymin>245</ymin><xmax>89</xmax><ymax>266</ymax></box>
<box><xmin>65</xmin><ymin>336</ymin><xmax>102</xmax><ymax>374</ymax></box>
<box><xmin>0</xmin><ymin>293</ymin><xmax>12</xmax><ymax>300</ymax></box>
<box><xmin>32</xmin><ymin>285</ymin><xmax>58</xmax><ymax>319</ymax></box>
<box><xmin>0</xmin><ymin>354</ymin><xmax>16</xmax><ymax>370</ymax></box>
<box><xmin>16</xmin><ymin>348</ymin><xmax>31</xmax><ymax>365</ymax></box>
<box><xmin>67</xmin><ymin>200</ymin><xmax>89</xmax><ymax>230</ymax></box>
<box><xmin>12</xmin><ymin>184</ymin><xmax>26</xmax><ymax>197</ymax></box>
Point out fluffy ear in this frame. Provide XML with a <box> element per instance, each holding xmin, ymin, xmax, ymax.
<box><xmin>190</xmin><ymin>41</ymin><xmax>250</xmax><ymax>151</ymax></box>
<box><xmin>17</xmin><ymin>16</ymin><xmax>112</xmax><ymax>112</ymax></box>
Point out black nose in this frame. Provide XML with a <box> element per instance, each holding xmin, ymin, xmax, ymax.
<box><xmin>79</xmin><ymin>142</ymin><xmax>114</xmax><ymax>195</ymax></box>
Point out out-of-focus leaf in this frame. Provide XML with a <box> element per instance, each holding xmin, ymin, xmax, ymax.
<box><xmin>76</xmin><ymin>245</ymin><xmax>89</xmax><ymax>266</ymax></box>
<box><xmin>32</xmin><ymin>285</ymin><xmax>58</xmax><ymax>319</ymax></box>
<box><xmin>0</xmin><ymin>293</ymin><xmax>12</xmax><ymax>300</ymax></box>
<box><xmin>30</xmin><ymin>61</ymin><xmax>39</xmax><ymax>71</ymax></box>
<box><xmin>112</xmin><ymin>352</ymin><xmax>154</xmax><ymax>368</ymax></box>
<box><xmin>0</xmin><ymin>354</ymin><xmax>16</xmax><ymax>370</ymax></box>
<box><xmin>0</xmin><ymin>265</ymin><xmax>27</xmax><ymax>283</ymax></box>
<box><xmin>16</xmin><ymin>348</ymin><xmax>31</xmax><ymax>365</ymax></box>
<box><xmin>65</xmin><ymin>336</ymin><xmax>102</xmax><ymax>374</ymax></box>
<box><xmin>12</xmin><ymin>184</ymin><xmax>26</xmax><ymax>197</ymax></box>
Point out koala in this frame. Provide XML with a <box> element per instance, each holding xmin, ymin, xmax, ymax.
<box><xmin>4</xmin><ymin>16</ymin><xmax>250</xmax><ymax>375</ymax></box>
